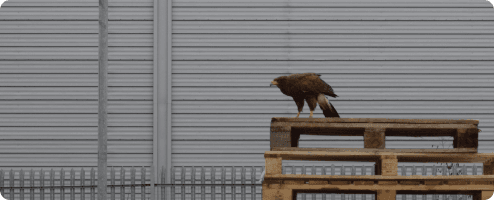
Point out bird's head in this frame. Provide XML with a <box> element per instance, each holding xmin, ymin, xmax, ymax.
<box><xmin>270</xmin><ymin>76</ymin><xmax>287</xmax><ymax>87</ymax></box>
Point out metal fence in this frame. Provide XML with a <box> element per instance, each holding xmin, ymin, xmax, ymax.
<box><xmin>0</xmin><ymin>164</ymin><xmax>484</xmax><ymax>200</ymax></box>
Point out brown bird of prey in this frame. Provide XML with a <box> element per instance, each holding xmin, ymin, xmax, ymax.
<box><xmin>270</xmin><ymin>73</ymin><xmax>340</xmax><ymax>118</ymax></box>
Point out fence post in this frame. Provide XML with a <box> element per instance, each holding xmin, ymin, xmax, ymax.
<box><xmin>362</xmin><ymin>166</ymin><xmax>366</xmax><ymax>200</ymax></box>
<box><xmin>70</xmin><ymin>169</ymin><xmax>75</xmax><ymax>200</ymax></box>
<box><xmin>30</xmin><ymin>169</ymin><xmax>34</xmax><ymax>200</ymax></box>
<box><xmin>340</xmin><ymin>166</ymin><xmax>344</xmax><ymax>200</ymax></box>
<box><xmin>121</xmin><ymin>167</ymin><xmax>125</xmax><ymax>200</ymax></box>
<box><xmin>162</xmin><ymin>166</ymin><xmax>166</xmax><ymax>200</ymax></box>
<box><xmin>40</xmin><ymin>169</ymin><xmax>45</xmax><ymax>200</ymax></box>
<box><xmin>212</xmin><ymin>167</ymin><xmax>216</xmax><ymax>200</ymax></box>
<box><xmin>191</xmin><ymin>167</ymin><xmax>196</xmax><ymax>200</ymax></box>
<box><xmin>232</xmin><ymin>167</ymin><xmax>236</xmax><ymax>200</ymax></box>
<box><xmin>181</xmin><ymin>167</ymin><xmax>185</xmax><ymax>200</ymax></box>
<box><xmin>241</xmin><ymin>166</ymin><xmax>245</xmax><ymax>200</ymax></box>
<box><xmin>61</xmin><ymin>168</ymin><xmax>65</xmax><ymax>200</ymax></box>
<box><xmin>302</xmin><ymin>165</ymin><xmax>306</xmax><ymax>200</ymax></box>
<box><xmin>111</xmin><ymin>167</ymin><xmax>115</xmax><ymax>200</ymax></box>
<box><xmin>171</xmin><ymin>166</ymin><xmax>175</xmax><ymax>200</ymax></box>
<box><xmin>50</xmin><ymin>169</ymin><xmax>54</xmax><ymax>200</ymax></box>
<box><xmin>131</xmin><ymin>167</ymin><xmax>135</xmax><ymax>200</ymax></box>
<box><xmin>20</xmin><ymin>169</ymin><xmax>24</xmax><ymax>200</ymax></box>
<box><xmin>0</xmin><ymin>169</ymin><xmax>3</xmax><ymax>198</ymax></box>
<box><xmin>251</xmin><ymin>166</ymin><xmax>255</xmax><ymax>200</ymax></box>
<box><xmin>141</xmin><ymin>167</ymin><xmax>146</xmax><ymax>200</ymax></box>
<box><xmin>331</xmin><ymin>165</ymin><xmax>335</xmax><ymax>200</ymax></box>
<box><xmin>201</xmin><ymin>166</ymin><xmax>205</xmax><ymax>200</ymax></box>
<box><xmin>81</xmin><ymin>168</ymin><xmax>85</xmax><ymax>200</ymax></box>
<box><xmin>90</xmin><ymin>168</ymin><xmax>95</xmax><ymax>200</ymax></box>
<box><xmin>222</xmin><ymin>166</ymin><xmax>226</xmax><ymax>200</ymax></box>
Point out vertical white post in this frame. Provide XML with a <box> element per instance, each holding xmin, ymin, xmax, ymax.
<box><xmin>98</xmin><ymin>0</ymin><xmax>108</xmax><ymax>199</ymax></box>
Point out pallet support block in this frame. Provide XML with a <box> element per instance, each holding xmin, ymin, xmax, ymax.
<box><xmin>484</xmin><ymin>159</ymin><xmax>494</xmax><ymax>175</ymax></box>
<box><xmin>375</xmin><ymin>155</ymin><xmax>398</xmax><ymax>176</ymax></box>
<box><xmin>266</xmin><ymin>155</ymin><xmax>282</xmax><ymax>175</ymax></box>
<box><xmin>262</xmin><ymin>182</ymin><xmax>294</xmax><ymax>200</ymax></box>
<box><xmin>454</xmin><ymin>128</ymin><xmax>478</xmax><ymax>149</ymax></box>
<box><xmin>271</xmin><ymin>126</ymin><xmax>293</xmax><ymax>150</ymax></box>
<box><xmin>364</xmin><ymin>128</ymin><xmax>386</xmax><ymax>149</ymax></box>
<box><xmin>473</xmin><ymin>191</ymin><xmax>494</xmax><ymax>200</ymax></box>
<box><xmin>377</xmin><ymin>190</ymin><xmax>396</xmax><ymax>200</ymax></box>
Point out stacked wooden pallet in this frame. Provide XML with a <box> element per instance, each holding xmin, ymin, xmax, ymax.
<box><xmin>263</xmin><ymin>117</ymin><xmax>493</xmax><ymax>200</ymax></box>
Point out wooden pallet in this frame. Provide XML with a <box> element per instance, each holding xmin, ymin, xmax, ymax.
<box><xmin>270</xmin><ymin>117</ymin><xmax>480</xmax><ymax>151</ymax></box>
<box><xmin>262</xmin><ymin>150</ymin><xmax>494</xmax><ymax>200</ymax></box>
<box><xmin>263</xmin><ymin>117</ymin><xmax>491</xmax><ymax>200</ymax></box>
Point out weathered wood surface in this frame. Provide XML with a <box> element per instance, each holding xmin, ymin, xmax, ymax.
<box><xmin>271</xmin><ymin>147</ymin><xmax>478</xmax><ymax>153</ymax></box>
<box><xmin>270</xmin><ymin>117</ymin><xmax>480</xmax><ymax>151</ymax></box>
<box><xmin>264</xmin><ymin>151</ymin><xmax>494</xmax><ymax>163</ymax></box>
<box><xmin>264</xmin><ymin>174</ymin><xmax>494</xmax><ymax>181</ymax></box>
<box><xmin>272</xmin><ymin>117</ymin><xmax>479</xmax><ymax>124</ymax></box>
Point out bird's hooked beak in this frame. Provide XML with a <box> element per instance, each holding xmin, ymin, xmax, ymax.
<box><xmin>270</xmin><ymin>81</ymin><xmax>278</xmax><ymax>87</ymax></box>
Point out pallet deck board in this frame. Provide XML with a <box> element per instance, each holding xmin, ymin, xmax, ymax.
<box><xmin>271</xmin><ymin>147</ymin><xmax>478</xmax><ymax>153</ymax></box>
<box><xmin>270</xmin><ymin>117</ymin><xmax>480</xmax><ymax>151</ymax></box>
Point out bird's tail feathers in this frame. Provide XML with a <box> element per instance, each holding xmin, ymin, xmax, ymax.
<box><xmin>317</xmin><ymin>94</ymin><xmax>340</xmax><ymax>118</ymax></box>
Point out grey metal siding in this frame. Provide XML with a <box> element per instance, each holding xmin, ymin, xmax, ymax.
<box><xmin>171</xmin><ymin>0</ymin><xmax>494</xmax><ymax>167</ymax></box>
<box><xmin>0</xmin><ymin>0</ymin><xmax>154</xmax><ymax>171</ymax></box>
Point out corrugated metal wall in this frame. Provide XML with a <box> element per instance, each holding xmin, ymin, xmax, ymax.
<box><xmin>171</xmin><ymin>0</ymin><xmax>494</xmax><ymax>167</ymax></box>
<box><xmin>0</xmin><ymin>0</ymin><xmax>154</xmax><ymax>176</ymax></box>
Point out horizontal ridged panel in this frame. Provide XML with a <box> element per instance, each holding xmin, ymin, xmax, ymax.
<box><xmin>174</xmin><ymin>34</ymin><xmax>494</xmax><ymax>47</ymax></box>
<box><xmin>0</xmin><ymin>114</ymin><xmax>152</xmax><ymax>126</ymax></box>
<box><xmin>3</xmin><ymin>0</ymin><xmax>153</xmax><ymax>7</ymax></box>
<box><xmin>0</xmin><ymin>154</ymin><xmax>152</xmax><ymax>167</ymax></box>
<box><xmin>0</xmin><ymin>101</ymin><xmax>152</xmax><ymax>113</ymax></box>
<box><xmin>172</xmin><ymin>141</ymin><xmax>494</xmax><ymax>154</ymax></box>
<box><xmin>173</xmin><ymin>0</ymin><xmax>492</xmax><ymax>8</ymax></box>
<box><xmin>0</xmin><ymin>61</ymin><xmax>153</xmax><ymax>73</ymax></box>
<box><xmin>172</xmin><ymin>7</ymin><xmax>494</xmax><ymax>20</ymax></box>
<box><xmin>0</xmin><ymin>47</ymin><xmax>152</xmax><ymax>60</ymax></box>
<box><xmin>0</xmin><ymin>7</ymin><xmax>153</xmax><ymax>20</ymax></box>
<box><xmin>0</xmin><ymin>21</ymin><xmax>153</xmax><ymax>34</ymax></box>
<box><xmin>173</xmin><ymin>21</ymin><xmax>494</xmax><ymax>34</ymax></box>
<box><xmin>171</xmin><ymin>113</ymin><xmax>493</xmax><ymax>127</ymax></box>
<box><xmin>0</xmin><ymin>74</ymin><xmax>153</xmax><ymax>86</ymax></box>
<box><xmin>172</xmin><ymin>61</ymin><xmax>494</xmax><ymax>74</ymax></box>
<box><xmin>172</xmin><ymin>154</ymin><xmax>266</xmax><ymax>167</ymax></box>
<box><xmin>0</xmin><ymin>127</ymin><xmax>153</xmax><ymax>140</ymax></box>
<box><xmin>0</xmin><ymin>34</ymin><xmax>153</xmax><ymax>47</ymax></box>
<box><xmin>171</xmin><ymin>74</ymin><xmax>494</xmax><ymax>87</ymax></box>
<box><xmin>0</xmin><ymin>87</ymin><xmax>152</xmax><ymax>100</ymax></box>
<box><xmin>0</xmin><ymin>141</ymin><xmax>152</xmax><ymax>154</ymax></box>
<box><xmin>172</xmin><ymin>88</ymin><xmax>494</xmax><ymax>100</ymax></box>
<box><xmin>172</xmin><ymin>127</ymin><xmax>494</xmax><ymax>141</ymax></box>
<box><xmin>172</xmin><ymin>101</ymin><xmax>494</xmax><ymax>114</ymax></box>
<box><xmin>173</xmin><ymin>47</ymin><xmax>494</xmax><ymax>60</ymax></box>
<box><xmin>172</xmin><ymin>154</ymin><xmax>383</xmax><ymax>166</ymax></box>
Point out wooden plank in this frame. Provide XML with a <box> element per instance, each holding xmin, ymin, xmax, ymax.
<box><xmin>267</xmin><ymin>174</ymin><xmax>494</xmax><ymax>181</ymax></box>
<box><xmin>271</xmin><ymin>147</ymin><xmax>478</xmax><ymax>153</ymax></box>
<box><xmin>272</xmin><ymin>117</ymin><xmax>479</xmax><ymax>125</ymax></box>
<box><xmin>280</xmin><ymin>184</ymin><xmax>494</xmax><ymax>191</ymax></box>
<box><xmin>272</xmin><ymin>122</ymin><xmax>478</xmax><ymax>130</ymax></box>
<box><xmin>265</xmin><ymin>151</ymin><xmax>494</xmax><ymax>163</ymax></box>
